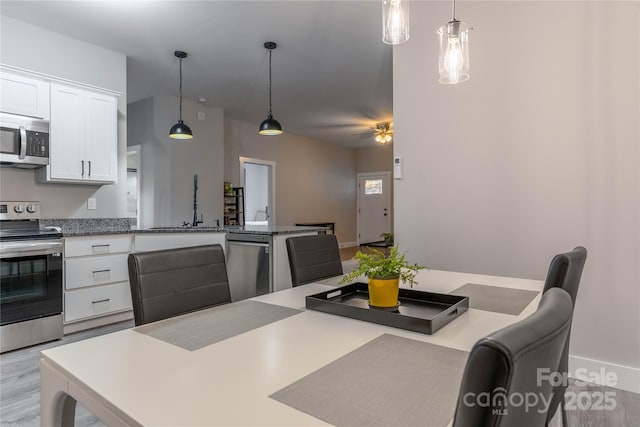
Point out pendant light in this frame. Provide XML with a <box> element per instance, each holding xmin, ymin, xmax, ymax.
<box><xmin>437</xmin><ymin>0</ymin><xmax>472</xmax><ymax>84</ymax></box>
<box><xmin>169</xmin><ymin>50</ymin><xmax>193</xmax><ymax>139</ymax></box>
<box><xmin>258</xmin><ymin>42</ymin><xmax>283</xmax><ymax>136</ymax></box>
<box><xmin>382</xmin><ymin>0</ymin><xmax>409</xmax><ymax>45</ymax></box>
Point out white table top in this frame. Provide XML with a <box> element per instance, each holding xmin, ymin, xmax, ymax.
<box><xmin>41</xmin><ymin>269</ymin><xmax>543</xmax><ymax>426</ymax></box>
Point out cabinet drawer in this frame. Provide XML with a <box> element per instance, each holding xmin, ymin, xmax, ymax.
<box><xmin>65</xmin><ymin>235</ymin><xmax>132</xmax><ymax>257</ymax></box>
<box><xmin>65</xmin><ymin>254</ymin><xmax>129</xmax><ymax>290</ymax></box>
<box><xmin>64</xmin><ymin>282</ymin><xmax>132</xmax><ymax>323</ymax></box>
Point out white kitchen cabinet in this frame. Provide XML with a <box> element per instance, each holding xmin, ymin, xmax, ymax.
<box><xmin>38</xmin><ymin>83</ymin><xmax>117</xmax><ymax>184</ymax></box>
<box><xmin>63</xmin><ymin>235</ymin><xmax>133</xmax><ymax>325</ymax></box>
<box><xmin>0</xmin><ymin>70</ymin><xmax>50</xmax><ymax>119</ymax></box>
<box><xmin>133</xmin><ymin>232</ymin><xmax>226</xmax><ymax>252</ymax></box>
<box><xmin>64</xmin><ymin>282</ymin><xmax>132</xmax><ymax>323</ymax></box>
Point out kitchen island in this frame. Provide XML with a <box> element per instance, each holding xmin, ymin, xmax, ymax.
<box><xmin>45</xmin><ymin>218</ymin><xmax>325</xmax><ymax>333</ymax></box>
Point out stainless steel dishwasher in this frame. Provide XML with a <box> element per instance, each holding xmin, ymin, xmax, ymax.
<box><xmin>225</xmin><ymin>233</ymin><xmax>271</xmax><ymax>302</ymax></box>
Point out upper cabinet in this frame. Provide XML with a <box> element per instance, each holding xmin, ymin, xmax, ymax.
<box><xmin>38</xmin><ymin>83</ymin><xmax>118</xmax><ymax>184</ymax></box>
<box><xmin>0</xmin><ymin>71</ymin><xmax>50</xmax><ymax>120</ymax></box>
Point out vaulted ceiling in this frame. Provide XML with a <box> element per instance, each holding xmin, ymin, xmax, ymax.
<box><xmin>1</xmin><ymin>1</ymin><xmax>394</xmax><ymax>148</ymax></box>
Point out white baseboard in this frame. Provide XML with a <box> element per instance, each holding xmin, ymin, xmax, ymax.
<box><xmin>569</xmin><ymin>354</ymin><xmax>640</xmax><ymax>394</ymax></box>
<box><xmin>339</xmin><ymin>241</ymin><xmax>358</xmax><ymax>248</ymax></box>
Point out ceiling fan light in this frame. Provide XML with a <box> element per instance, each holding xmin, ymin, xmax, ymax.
<box><xmin>169</xmin><ymin>120</ymin><xmax>193</xmax><ymax>139</ymax></box>
<box><xmin>258</xmin><ymin>115</ymin><xmax>283</xmax><ymax>135</ymax></box>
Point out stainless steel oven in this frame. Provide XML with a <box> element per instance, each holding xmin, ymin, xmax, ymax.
<box><xmin>0</xmin><ymin>201</ymin><xmax>63</xmax><ymax>353</ymax></box>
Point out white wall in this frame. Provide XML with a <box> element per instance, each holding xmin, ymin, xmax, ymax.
<box><xmin>0</xmin><ymin>15</ymin><xmax>127</xmax><ymax>218</ymax></box>
<box><xmin>127</xmin><ymin>96</ymin><xmax>224</xmax><ymax>227</ymax></box>
<box><xmin>394</xmin><ymin>1</ymin><xmax>639</xmax><ymax>375</ymax></box>
<box><xmin>225</xmin><ymin>118</ymin><xmax>357</xmax><ymax>243</ymax></box>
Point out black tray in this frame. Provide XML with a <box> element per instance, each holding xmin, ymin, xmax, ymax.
<box><xmin>306</xmin><ymin>283</ymin><xmax>469</xmax><ymax>334</ymax></box>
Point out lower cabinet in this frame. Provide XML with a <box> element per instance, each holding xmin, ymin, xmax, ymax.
<box><xmin>64</xmin><ymin>282</ymin><xmax>132</xmax><ymax>323</ymax></box>
<box><xmin>133</xmin><ymin>232</ymin><xmax>226</xmax><ymax>252</ymax></box>
<box><xmin>63</xmin><ymin>232</ymin><xmax>227</xmax><ymax>331</ymax></box>
<box><xmin>63</xmin><ymin>235</ymin><xmax>133</xmax><ymax>326</ymax></box>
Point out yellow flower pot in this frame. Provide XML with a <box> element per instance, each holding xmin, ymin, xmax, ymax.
<box><xmin>368</xmin><ymin>276</ymin><xmax>400</xmax><ymax>307</ymax></box>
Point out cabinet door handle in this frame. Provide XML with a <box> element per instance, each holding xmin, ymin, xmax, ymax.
<box><xmin>92</xmin><ymin>269</ymin><xmax>111</xmax><ymax>275</ymax></box>
<box><xmin>81</xmin><ymin>160</ymin><xmax>85</xmax><ymax>176</ymax></box>
<box><xmin>88</xmin><ymin>160</ymin><xmax>91</xmax><ymax>176</ymax></box>
<box><xmin>91</xmin><ymin>244</ymin><xmax>110</xmax><ymax>254</ymax></box>
<box><xmin>92</xmin><ymin>299</ymin><xmax>110</xmax><ymax>304</ymax></box>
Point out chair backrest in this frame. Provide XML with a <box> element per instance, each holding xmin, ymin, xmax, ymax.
<box><xmin>542</xmin><ymin>246</ymin><xmax>587</xmax><ymax>423</ymax></box>
<box><xmin>452</xmin><ymin>288</ymin><xmax>573</xmax><ymax>427</ymax></box>
<box><xmin>127</xmin><ymin>244</ymin><xmax>231</xmax><ymax>326</ymax></box>
<box><xmin>286</xmin><ymin>234</ymin><xmax>343</xmax><ymax>287</ymax></box>
<box><xmin>542</xmin><ymin>246</ymin><xmax>587</xmax><ymax>305</ymax></box>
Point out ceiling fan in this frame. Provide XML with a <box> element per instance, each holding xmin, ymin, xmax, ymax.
<box><xmin>372</xmin><ymin>122</ymin><xmax>393</xmax><ymax>144</ymax></box>
<box><xmin>352</xmin><ymin>122</ymin><xmax>393</xmax><ymax>144</ymax></box>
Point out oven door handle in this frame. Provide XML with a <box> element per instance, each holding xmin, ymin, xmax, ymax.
<box><xmin>0</xmin><ymin>241</ymin><xmax>63</xmax><ymax>258</ymax></box>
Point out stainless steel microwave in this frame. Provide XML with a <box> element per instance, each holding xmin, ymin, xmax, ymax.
<box><xmin>0</xmin><ymin>113</ymin><xmax>49</xmax><ymax>168</ymax></box>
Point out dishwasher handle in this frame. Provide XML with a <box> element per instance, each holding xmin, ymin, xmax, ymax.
<box><xmin>226</xmin><ymin>233</ymin><xmax>271</xmax><ymax>244</ymax></box>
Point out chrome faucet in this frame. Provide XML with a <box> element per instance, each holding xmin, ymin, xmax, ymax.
<box><xmin>192</xmin><ymin>174</ymin><xmax>203</xmax><ymax>227</ymax></box>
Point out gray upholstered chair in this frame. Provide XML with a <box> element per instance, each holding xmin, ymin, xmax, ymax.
<box><xmin>286</xmin><ymin>234</ymin><xmax>343</xmax><ymax>287</ymax></box>
<box><xmin>127</xmin><ymin>244</ymin><xmax>231</xmax><ymax>326</ymax></box>
<box><xmin>542</xmin><ymin>246</ymin><xmax>587</xmax><ymax>426</ymax></box>
<box><xmin>452</xmin><ymin>287</ymin><xmax>574</xmax><ymax>427</ymax></box>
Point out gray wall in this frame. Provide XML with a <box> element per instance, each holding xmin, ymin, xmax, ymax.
<box><xmin>127</xmin><ymin>96</ymin><xmax>224</xmax><ymax>227</ymax></box>
<box><xmin>225</xmin><ymin>118</ymin><xmax>357</xmax><ymax>244</ymax></box>
<box><xmin>0</xmin><ymin>15</ymin><xmax>128</xmax><ymax>218</ymax></box>
<box><xmin>394</xmin><ymin>2</ymin><xmax>639</xmax><ymax>370</ymax></box>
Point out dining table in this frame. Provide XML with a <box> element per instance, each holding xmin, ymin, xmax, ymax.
<box><xmin>40</xmin><ymin>269</ymin><xmax>544</xmax><ymax>427</ymax></box>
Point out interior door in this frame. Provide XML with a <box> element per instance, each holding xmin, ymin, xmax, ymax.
<box><xmin>358</xmin><ymin>172</ymin><xmax>391</xmax><ymax>244</ymax></box>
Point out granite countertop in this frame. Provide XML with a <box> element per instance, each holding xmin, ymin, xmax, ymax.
<box><xmin>41</xmin><ymin>218</ymin><xmax>327</xmax><ymax>237</ymax></box>
<box><xmin>223</xmin><ymin>225</ymin><xmax>327</xmax><ymax>235</ymax></box>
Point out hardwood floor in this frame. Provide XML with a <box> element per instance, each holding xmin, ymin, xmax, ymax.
<box><xmin>0</xmin><ymin>320</ymin><xmax>132</xmax><ymax>426</ymax></box>
<box><xmin>1</xmin><ymin>317</ymin><xmax>638</xmax><ymax>426</ymax></box>
<box><xmin>339</xmin><ymin>245</ymin><xmax>360</xmax><ymax>261</ymax></box>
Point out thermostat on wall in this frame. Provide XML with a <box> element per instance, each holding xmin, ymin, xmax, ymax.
<box><xmin>393</xmin><ymin>156</ymin><xmax>402</xmax><ymax>179</ymax></box>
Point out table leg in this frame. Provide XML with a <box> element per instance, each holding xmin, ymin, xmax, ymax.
<box><xmin>41</xmin><ymin>358</ymin><xmax>77</xmax><ymax>427</ymax></box>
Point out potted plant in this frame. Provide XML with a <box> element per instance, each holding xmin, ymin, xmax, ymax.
<box><xmin>340</xmin><ymin>246</ymin><xmax>427</xmax><ymax>308</ymax></box>
<box><xmin>380</xmin><ymin>232</ymin><xmax>394</xmax><ymax>245</ymax></box>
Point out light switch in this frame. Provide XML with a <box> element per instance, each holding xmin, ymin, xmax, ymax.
<box><xmin>197</xmin><ymin>112</ymin><xmax>206</xmax><ymax>120</ymax></box>
<box><xmin>393</xmin><ymin>156</ymin><xmax>403</xmax><ymax>179</ymax></box>
<box><xmin>87</xmin><ymin>198</ymin><xmax>97</xmax><ymax>210</ymax></box>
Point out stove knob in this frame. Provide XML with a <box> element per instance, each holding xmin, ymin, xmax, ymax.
<box><xmin>26</xmin><ymin>204</ymin><xmax>38</xmax><ymax>213</ymax></box>
<box><xmin>13</xmin><ymin>205</ymin><xmax>25</xmax><ymax>213</ymax></box>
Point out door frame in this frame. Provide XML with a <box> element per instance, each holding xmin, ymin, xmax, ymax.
<box><xmin>126</xmin><ymin>144</ymin><xmax>142</xmax><ymax>228</ymax></box>
<box><xmin>356</xmin><ymin>171</ymin><xmax>392</xmax><ymax>245</ymax></box>
<box><xmin>239</xmin><ymin>156</ymin><xmax>276</xmax><ymax>226</ymax></box>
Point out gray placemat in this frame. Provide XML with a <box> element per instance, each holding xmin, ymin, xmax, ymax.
<box><xmin>450</xmin><ymin>283</ymin><xmax>539</xmax><ymax>315</ymax></box>
<box><xmin>135</xmin><ymin>300</ymin><xmax>302</xmax><ymax>351</ymax></box>
<box><xmin>270</xmin><ymin>333</ymin><xmax>468</xmax><ymax>427</ymax></box>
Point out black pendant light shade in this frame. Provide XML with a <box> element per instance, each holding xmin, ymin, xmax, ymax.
<box><xmin>169</xmin><ymin>120</ymin><xmax>193</xmax><ymax>139</ymax></box>
<box><xmin>258</xmin><ymin>42</ymin><xmax>283</xmax><ymax>135</ymax></box>
<box><xmin>169</xmin><ymin>50</ymin><xmax>194</xmax><ymax>140</ymax></box>
<box><xmin>259</xmin><ymin>114</ymin><xmax>283</xmax><ymax>135</ymax></box>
